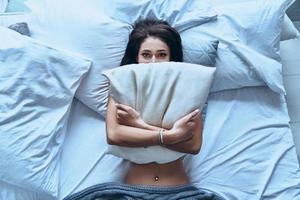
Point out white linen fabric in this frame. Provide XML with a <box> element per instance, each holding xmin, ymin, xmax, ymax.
<box><xmin>208</xmin><ymin>0</ymin><xmax>299</xmax><ymax>41</ymax></box>
<box><xmin>95</xmin><ymin>0</ymin><xmax>217</xmax><ymax>32</ymax></box>
<box><xmin>26</xmin><ymin>0</ymin><xmax>132</xmax><ymax>117</ymax></box>
<box><xmin>58</xmin><ymin>100</ymin><xmax>128</xmax><ymax>199</ymax></box>
<box><xmin>183</xmin><ymin>39</ymin><xmax>219</xmax><ymax>67</ymax></box>
<box><xmin>184</xmin><ymin>87</ymin><xmax>300</xmax><ymax>199</ymax></box>
<box><xmin>0</xmin><ymin>181</ymin><xmax>55</xmax><ymax>200</ymax></box>
<box><xmin>26</xmin><ymin>0</ymin><xmax>219</xmax><ymax>117</ymax></box>
<box><xmin>3</xmin><ymin>1</ymin><xmax>299</xmax><ymax>199</ymax></box>
<box><xmin>102</xmin><ymin>62</ymin><xmax>216</xmax><ymax>164</ymax></box>
<box><xmin>0</xmin><ymin>27</ymin><xmax>91</xmax><ymax>197</ymax></box>
<box><xmin>182</xmin><ymin>0</ymin><xmax>294</xmax><ymax>94</ymax></box>
<box><xmin>57</xmin><ymin>87</ymin><xmax>300</xmax><ymax>200</ymax></box>
<box><xmin>215</xmin><ymin>0</ymin><xmax>290</xmax><ymax>61</ymax></box>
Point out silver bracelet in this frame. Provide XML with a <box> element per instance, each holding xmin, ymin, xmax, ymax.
<box><xmin>158</xmin><ymin>129</ymin><xmax>165</xmax><ymax>145</ymax></box>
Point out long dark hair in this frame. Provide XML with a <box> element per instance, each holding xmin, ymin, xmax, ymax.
<box><xmin>120</xmin><ymin>19</ymin><xmax>183</xmax><ymax>66</ymax></box>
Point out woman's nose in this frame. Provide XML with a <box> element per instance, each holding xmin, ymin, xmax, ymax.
<box><xmin>150</xmin><ymin>55</ymin><xmax>156</xmax><ymax>63</ymax></box>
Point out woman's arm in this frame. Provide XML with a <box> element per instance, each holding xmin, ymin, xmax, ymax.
<box><xmin>106</xmin><ymin>97</ymin><xmax>159</xmax><ymax>147</ymax></box>
<box><xmin>113</xmin><ymin>101</ymin><xmax>203</xmax><ymax>154</ymax></box>
<box><xmin>106</xmin><ymin>97</ymin><xmax>194</xmax><ymax>147</ymax></box>
<box><xmin>134</xmin><ymin>114</ymin><xmax>203</xmax><ymax>154</ymax></box>
<box><xmin>165</xmin><ymin>115</ymin><xmax>203</xmax><ymax>155</ymax></box>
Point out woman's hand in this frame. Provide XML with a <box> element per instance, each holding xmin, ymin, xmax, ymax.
<box><xmin>115</xmin><ymin>103</ymin><xmax>146</xmax><ymax>128</ymax></box>
<box><xmin>164</xmin><ymin>109</ymin><xmax>200</xmax><ymax>145</ymax></box>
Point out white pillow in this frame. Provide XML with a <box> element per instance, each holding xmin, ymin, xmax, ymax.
<box><xmin>208</xmin><ymin>0</ymin><xmax>299</xmax><ymax>41</ymax></box>
<box><xmin>0</xmin><ymin>27</ymin><xmax>91</xmax><ymax>197</ymax></box>
<box><xmin>26</xmin><ymin>0</ymin><xmax>132</xmax><ymax>118</ymax></box>
<box><xmin>217</xmin><ymin>0</ymin><xmax>293</xmax><ymax>61</ymax></box>
<box><xmin>181</xmin><ymin>0</ymin><xmax>293</xmax><ymax>95</ymax></box>
<box><xmin>96</xmin><ymin>0</ymin><xmax>217</xmax><ymax>32</ymax></box>
<box><xmin>183</xmin><ymin>39</ymin><xmax>219</xmax><ymax>67</ymax></box>
<box><xmin>102</xmin><ymin>62</ymin><xmax>216</xmax><ymax>164</ymax></box>
<box><xmin>26</xmin><ymin>0</ymin><xmax>219</xmax><ymax>117</ymax></box>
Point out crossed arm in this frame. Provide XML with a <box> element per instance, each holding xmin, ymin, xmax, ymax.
<box><xmin>105</xmin><ymin>97</ymin><xmax>203</xmax><ymax>155</ymax></box>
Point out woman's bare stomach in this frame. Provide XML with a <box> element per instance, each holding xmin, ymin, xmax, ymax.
<box><xmin>125</xmin><ymin>158</ymin><xmax>189</xmax><ymax>186</ymax></box>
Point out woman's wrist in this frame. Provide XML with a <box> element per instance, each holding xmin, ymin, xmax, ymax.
<box><xmin>140</xmin><ymin>121</ymin><xmax>160</xmax><ymax>131</ymax></box>
<box><xmin>163</xmin><ymin>129</ymin><xmax>178</xmax><ymax>145</ymax></box>
<box><xmin>134</xmin><ymin>118</ymin><xmax>148</xmax><ymax>129</ymax></box>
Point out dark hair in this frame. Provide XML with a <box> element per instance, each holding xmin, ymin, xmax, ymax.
<box><xmin>120</xmin><ymin>19</ymin><xmax>183</xmax><ymax>66</ymax></box>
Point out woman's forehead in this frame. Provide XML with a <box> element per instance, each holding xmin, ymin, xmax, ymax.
<box><xmin>139</xmin><ymin>37</ymin><xmax>170</xmax><ymax>52</ymax></box>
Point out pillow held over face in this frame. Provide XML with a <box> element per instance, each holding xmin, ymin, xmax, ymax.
<box><xmin>102</xmin><ymin>62</ymin><xmax>216</xmax><ymax>164</ymax></box>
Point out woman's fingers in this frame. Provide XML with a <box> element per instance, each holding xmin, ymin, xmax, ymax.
<box><xmin>183</xmin><ymin>109</ymin><xmax>200</xmax><ymax>122</ymax></box>
<box><xmin>116</xmin><ymin>109</ymin><xmax>128</xmax><ymax>119</ymax></box>
<box><xmin>115</xmin><ymin>103</ymin><xmax>130</xmax><ymax>111</ymax></box>
<box><xmin>116</xmin><ymin>104</ymin><xmax>139</xmax><ymax>117</ymax></box>
<box><xmin>191</xmin><ymin>109</ymin><xmax>200</xmax><ymax>118</ymax></box>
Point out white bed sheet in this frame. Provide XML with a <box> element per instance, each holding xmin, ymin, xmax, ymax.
<box><xmin>0</xmin><ymin>181</ymin><xmax>54</xmax><ymax>200</ymax></box>
<box><xmin>184</xmin><ymin>86</ymin><xmax>300</xmax><ymax>199</ymax></box>
<box><xmin>58</xmin><ymin>99</ymin><xmax>130</xmax><ymax>199</ymax></box>
<box><xmin>1</xmin><ymin>5</ymin><xmax>299</xmax><ymax>200</ymax></box>
<box><xmin>59</xmin><ymin>86</ymin><xmax>300</xmax><ymax>200</ymax></box>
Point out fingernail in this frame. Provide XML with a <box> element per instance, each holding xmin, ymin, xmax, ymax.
<box><xmin>195</xmin><ymin>109</ymin><xmax>200</xmax><ymax>112</ymax></box>
<box><xmin>115</xmin><ymin>103</ymin><xmax>118</xmax><ymax>106</ymax></box>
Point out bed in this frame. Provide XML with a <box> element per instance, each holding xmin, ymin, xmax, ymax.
<box><xmin>1</xmin><ymin>0</ymin><xmax>300</xmax><ymax>200</ymax></box>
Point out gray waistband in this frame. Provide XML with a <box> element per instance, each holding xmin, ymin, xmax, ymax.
<box><xmin>64</xmin><ymin>182</ymin><xmax>225</xmax><ymax>200</ymax></box>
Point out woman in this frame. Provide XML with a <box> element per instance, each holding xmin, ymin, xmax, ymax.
<box><xmin>106</xmin><ymin>19</ymin><xmax>205</xmax><ymax>193</ymax></box>
<box><xmin>64</xmin><ymin>19</ymin><xmax>224</xmax><ymax>200</ymax></box>
<box><xmin>65</xmin><ymin>20</ymin><xmax>223</xmax><ymax>200</ymax></box>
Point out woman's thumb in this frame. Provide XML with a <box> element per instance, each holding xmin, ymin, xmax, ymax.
<box><xmin>189</xmin><ymin>109</ymin><xmax>200</xmax><ymax>119</ymax></box>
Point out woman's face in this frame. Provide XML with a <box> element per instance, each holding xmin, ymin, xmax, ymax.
<box><xmin>137</xmin><ymin>37</ymin><xmax>170</xmax><ymax>63</ymax></box>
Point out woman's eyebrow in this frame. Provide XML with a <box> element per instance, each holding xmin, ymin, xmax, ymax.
<box><xmin>140</xmin><ymin>49</ymin><xmax>151</xmax><ymax>52</ymax></box>
<box><xmin>140</xmin><ymin>49</ymin><xmax>168</xmax><ymax>52</ymax></box>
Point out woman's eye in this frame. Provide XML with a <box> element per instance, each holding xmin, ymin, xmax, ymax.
<box><xmin>142</xmin><ymin>53</ymin><xmax>151</xmax><ymax>58</ymax></box>
<box><xmin>158</xmin><ymin>53</ymin><xmax>167</xmax><ymax>58</ymax></box>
